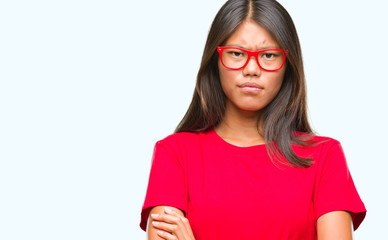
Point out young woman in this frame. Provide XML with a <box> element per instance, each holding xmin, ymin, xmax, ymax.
<box><xmin>140</xmin><ymin>0</ymin><xmax>366</xmax><ymax>239</ymax></box>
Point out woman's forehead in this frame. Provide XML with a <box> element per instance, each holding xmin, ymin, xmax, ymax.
<box><xmin>224</xmin><ymin>20</ymin><xmax>280</xmax><ymax>50</ymax></box>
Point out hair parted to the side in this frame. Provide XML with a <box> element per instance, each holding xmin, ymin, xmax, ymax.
<box><xmin>175</xmin><ymin>0</ymin><xmax>317</xmax><ymax>168</ymax></box>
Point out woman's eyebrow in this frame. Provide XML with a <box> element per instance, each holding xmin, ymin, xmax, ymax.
<box><xmin>223</xmin><ymin>44</ymin><xmax>280</xmax><ymax>50</ymax></box>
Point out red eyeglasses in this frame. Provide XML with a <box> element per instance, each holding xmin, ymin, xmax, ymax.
<box><xmin>217</xmin><ymin>46</ymin><xmax>288</xmax><ymax>72</ymax></box>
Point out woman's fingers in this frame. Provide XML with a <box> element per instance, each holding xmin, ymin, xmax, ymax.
<box><xmin>175</xmin><ymin>214</ymin><xmax>195</xmax><ymax>239</ymax></box>
<box><xmin>152</xmin><ymin>221</ymin><xmax>178</xmax><ymax>233</ymax></box>
<box><xmin>156</xmin><ymin>229</ymin><xmax>178</xmax><ymax>240</ymax></box>
<box><xmin>151</xmin><ymin>212</ymin><xmax>180</xmax><ymax>224</ymax></box>
<box><xmin>151</xmin><ymin>212</ymin><xmax>187</xmax><ymax>240</ymax></box>
<box><xmin>164</xmin><ymin>209</ymin><xmax>195</xmax><ymax>239</ymax></box>
<box><xmin>150</xmin><ymin>207</ymin><xmax>195</xmax><ymax>240</ymax></box>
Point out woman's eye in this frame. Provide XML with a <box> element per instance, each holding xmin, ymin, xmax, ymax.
<box><xmin>263</xmin><ymin>53</ymin><xmax>275</xmax><ymax>59</ymax></box>
<box><xmin>230</xmin><ymin>51</ymin><xmax>243</xmax><ymax>57</ymax></box>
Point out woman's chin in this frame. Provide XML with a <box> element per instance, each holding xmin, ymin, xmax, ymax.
<box><xmin>234</xmin><ymin>105</ymin><xmax>263</xmax><ymax>113</ymax></box>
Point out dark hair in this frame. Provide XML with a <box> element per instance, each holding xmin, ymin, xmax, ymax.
<box><xmin>175</xmin><ymin>0</ymin><xmax>316</xmax><ymax>167</ymax></box>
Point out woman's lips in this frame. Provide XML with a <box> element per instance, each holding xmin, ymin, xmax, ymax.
<box><xmin>239</xmin><ymin>82</ymin><xmax>263</xmax><ymax>93</ymax></box>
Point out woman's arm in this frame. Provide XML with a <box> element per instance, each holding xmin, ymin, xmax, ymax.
<box><xmin>317</xmin><ymin>210</ymin><xmax>353</xmax><ymax>240</ymax></box>
<box><xmin>147</xmin><ymin>206</ymin><xmax>195</xmax><ymax>240</ymax></box>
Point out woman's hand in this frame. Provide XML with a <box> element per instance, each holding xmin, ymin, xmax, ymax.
<box><xmin>150</xmin><ymin>207</ymin><xmax>195</xmax><ymax>240</ymax></box>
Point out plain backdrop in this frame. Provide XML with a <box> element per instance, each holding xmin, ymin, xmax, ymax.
<box><xmin>1</xmin><ymin>0</ymin><xmax>387</xmax><ymax>239</ymax></box>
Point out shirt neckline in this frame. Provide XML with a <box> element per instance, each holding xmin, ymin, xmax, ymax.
<box><xmin>208</xmin><ymin>127</ymin><xmax>267</xmax><ymax>155</ymax></box>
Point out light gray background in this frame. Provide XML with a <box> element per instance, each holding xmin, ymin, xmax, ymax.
<box><xmin>0</xmin><ymin>0</ymin><xmax>387</xmax><ymax>239</ymax></box>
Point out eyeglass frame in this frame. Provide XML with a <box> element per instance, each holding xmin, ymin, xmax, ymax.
<box><xmin>217</xmin><ymin>46</ymin><xmax>289</xmax><ymax>72</ymax></box>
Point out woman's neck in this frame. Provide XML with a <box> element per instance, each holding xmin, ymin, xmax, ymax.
<box><xmin>215</xmin><ymin>102</ymin><xmax>265</xmax><ymax>147</ymax></box>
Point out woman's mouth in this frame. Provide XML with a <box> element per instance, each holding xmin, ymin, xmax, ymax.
<box><xmin>239</xmin><ymin>82</ymin><xmax>263</xmax><ymax>93</ymax></box>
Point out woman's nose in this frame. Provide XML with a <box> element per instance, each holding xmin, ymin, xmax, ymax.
<box><xmin>243</xmin><ymin>56</ymin><xmax>262</xmax><ymax>76</ymax></box>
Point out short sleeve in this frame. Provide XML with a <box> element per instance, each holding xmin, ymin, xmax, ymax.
<box><xmin>139</xmin><ymin>138</ymin><xmax>188</xmax><ymax>231</ymax></box>
<box><xmin>314</xmin><ymin>142</ymin><xmax>366</xmax><ymax>230</ymax></box>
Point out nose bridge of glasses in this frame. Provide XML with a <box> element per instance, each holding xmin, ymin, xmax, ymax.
<box><xmin>245</xmin><ymin>51</ymin><xmax>261</xmax><ymax>68</ymax></box>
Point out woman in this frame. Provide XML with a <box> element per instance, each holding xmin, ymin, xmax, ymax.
<box><xmin>140</xmin><ymin>0</ymin><xmax>366</xmax><ymax>239</ymax></box>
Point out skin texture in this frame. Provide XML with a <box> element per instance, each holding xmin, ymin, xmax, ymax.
<box><xmin>147</xmin><ymin>20</ymin><xmax>354</xmax><ymax>240</ymax></box>
<box><xmin>317</xmin><ymin>211</ymin><xmax>353</xmax><ymax>240</ymax></box>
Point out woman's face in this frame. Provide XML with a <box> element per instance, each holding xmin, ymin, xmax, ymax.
<box><xmin>218</xmin><ymin>20</ymin><xmax>286</xmax><ymax>113</ymax></box>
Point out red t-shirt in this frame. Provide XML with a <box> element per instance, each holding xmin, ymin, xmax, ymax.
<box><xmin>140</xmin><ymin>128</ymin><xmax>366</xmax><ymax>239</ymax></box>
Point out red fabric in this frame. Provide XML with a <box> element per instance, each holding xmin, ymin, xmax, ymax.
<box><xmin>140</xmin><ymin>128</ymin><xmax>366</xmax><ymax>239</ymax></box>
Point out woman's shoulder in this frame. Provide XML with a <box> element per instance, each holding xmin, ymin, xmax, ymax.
<box><xmin>293</xmin><ymin>131</ymin><xmax>344</xmax><ymax>158</ymax></box>
<box><xmin>152</xmin><ymin>131</ymin><xmax>211</xmax><ymax>160</ymax></box>
<box><xmin>155</xmin><ymin>130</ymin><xmax>211</xmax><ymax>148</ymax></box>
<box><xmin>158</xmin><ymin>131</ymin><xmax>202</xmax><ymax>142</ymax></box>
<box><xmin>294</xmin><ymin>131</ymin><xmax>341</xmax><ymax>145</ymax></box>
